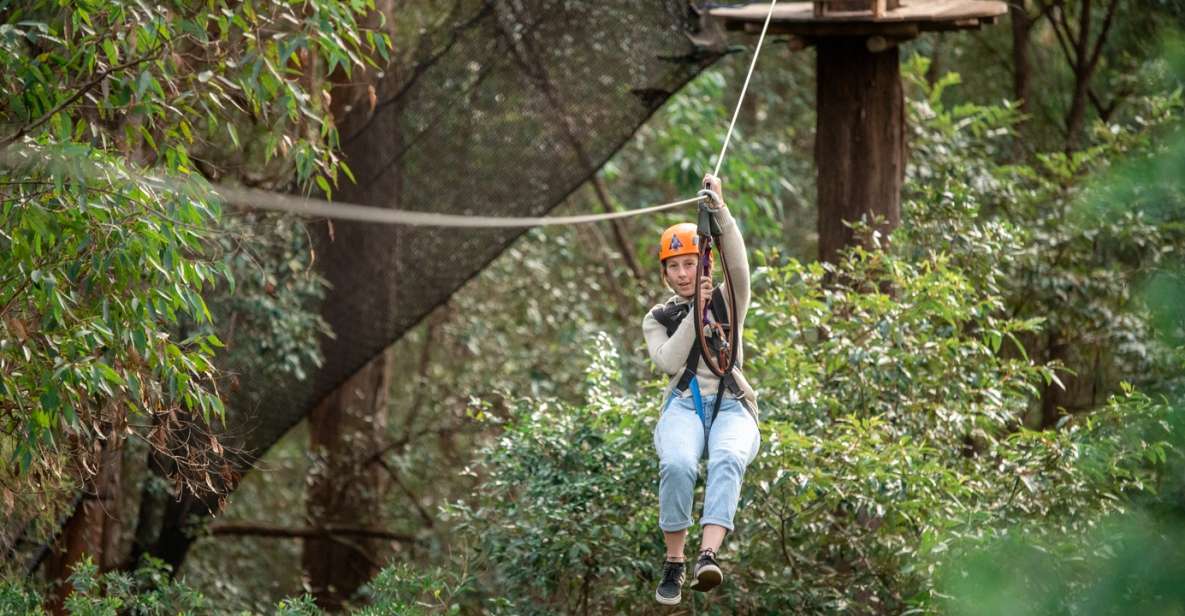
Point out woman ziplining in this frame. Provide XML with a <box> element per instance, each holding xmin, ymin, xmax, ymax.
<box><xmin>645</xmin><ymin>173</ymin><xmax>760</xmax><ymax>606</ymax></box>
<box><xmin>635</xmin><ymin>1</ymin><xmax>777</xmax><ymax>593</ymax></box>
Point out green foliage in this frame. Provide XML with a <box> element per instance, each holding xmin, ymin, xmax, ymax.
<box><xmin>273</xmin><ymin>594</ymin><xmax>324</xmax><ymax>616</ymax></box>
<box><xmin>936</xmin><ymin>70</ymin><xmax>1185</xmax><ymax>614</ymax></box>
<box><xmin>1</xmin><ymin>148</ymin><xmax>226</xmax><ymax>470</ymax></box>
<box><xmin>353</xmin><ymin>563</ymin><xmax>470</xmax><ymax>616</ymax></box>
<box><xmin>749</xmin><ymin>246</ymin><xmax>1048</xmax><ymax>433</ymax></box>
<box><xmin>442</xmin><ymin>336</ymin><xmax>662</xmax><ymax>614</ymax></box>
<box><xmin>937</xmin><ymin>390</ymin><xmax>1184</xmax><ymax>616</ymax></box>
<box><xmin>205</xmin><ymin>213</ymin><xmax>332</xmax><ymax>390</ymax></box>
<box><xmin>0</xmin><ymin>578</ymin><xmax>42</xmax><ymax>615</ymax></box>
<box><xmin>0</xmin><ymin>0</ymin><xmax>383</xmax><ymax>495</ymax></box>
<box><xmin>732</xmin><ymin>247</ymin><xmax>1167</xmax><ymax>612</ymax></box>
<box><xmin>903</xmin><ymin>53</ymin><xmax>1185</xmax><ymax>426</ymax></box>
<box><xmin>418</xmin><ymin>237</ymin><xmax>1174</xmax><ymax>613</ymax></box>
<box><xmin>0</xmin><ymin>557</ymin><xmax>209</xmax><ymax>615</ymax></box>
<box><xmin>0</xmin><ymin>560</ymin><xmax>471</xmax><ymax>615</ymax></box>
<box><xmin>941</xmin><ymin>512</ymin><xmax>1185</xmax><ymax>616</ymax></box>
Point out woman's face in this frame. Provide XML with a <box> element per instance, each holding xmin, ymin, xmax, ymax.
<box><xmin>663</xmin><ymin>255</ymin><xmax>700</xmax><ymax>297</ymax></box>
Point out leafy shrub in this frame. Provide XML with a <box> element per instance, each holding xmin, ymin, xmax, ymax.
<box><xmin>428</xmin><ymin>236</ymin><xmax>1173</xmax><ymax>614</ymax></box>
<box><xmin>0</xmin><ymin>557</ymin><xmax>207</xmax><ymax>615</ymax></box>
<box><xmin>442</xmin><ymin>339</ymin><xmax>664</xmax><ymax>615</ymax></box>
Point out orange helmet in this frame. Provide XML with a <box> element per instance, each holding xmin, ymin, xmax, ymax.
<box><xmin>659</xmin><ymin>223</ymin><xmax>700</xmax><ymax>262</ymax></box>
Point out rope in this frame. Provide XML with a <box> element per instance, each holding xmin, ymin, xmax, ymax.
<box><xmin>212</xmin><ymin>184</ymin><xmax>702</xmax><ymax>228</ymax></box>
<box><xmin>713</xmin><ymin>0</ymin><xmax>778</xmax><ymax>177</ymax></box>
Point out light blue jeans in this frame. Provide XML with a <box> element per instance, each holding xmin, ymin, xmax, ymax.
<box><xmin>653</xmin><ymin>393</ymin><xmax>760</xmax><ymax>532</ymax></box>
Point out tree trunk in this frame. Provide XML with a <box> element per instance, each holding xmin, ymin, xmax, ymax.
<box><xmin>815</xmin><ymin>39</ymin><xmax>904</xmax><ymax>264</ymax></box>
<box><xmin>43</xmin><ymin>438</ymin><xmax>124</xmax><ymax>613</ymax></box>
<box><xmin>1065</xmin><ymin>73</ymin><xmax>1091</xmax><ymax>152</ymax></box>
<box><xmin>42</xmin><ymin>496</ymin><xmax>95</xmax><ymax>613</ymax></box>
<box><xmin>1039</xmin><ymin>334</ymin><xmax>1069</xmax><ymax>428</ymax></box>
<box><xmin>1010</xmin><ymin>0</ymin><xmax>1032</xmax><ymax>148</ymax></box>
<box><xmin>1010</xmin><ymin>0</ymin><xmax>1032</xmax><ymax>113</ymax></box>
<box><xmin>926</xmin><ymin>33</ymin><xmax>944</xmax><ymax>88</ymax></box>
<box><xmin>302</xmin><ymin>349</ymin><xmax>394</xmax><ymax>610</ymax></box>
<box><xmin>1067</xmin><ymin>0</ymin><xmax>1093</xmax><ymax>152</ymax></box>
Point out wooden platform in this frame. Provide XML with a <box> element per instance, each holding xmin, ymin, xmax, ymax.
<box><xmin>710</xmin><ymin>0</ymin><xmax>1006</xmax><ymax>37</ymax></box>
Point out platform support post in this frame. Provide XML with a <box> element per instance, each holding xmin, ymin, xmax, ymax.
<box><xmin>814</xmin><ymin>38</ymin><xmax>904</xmax><ymax>263</ymax></box>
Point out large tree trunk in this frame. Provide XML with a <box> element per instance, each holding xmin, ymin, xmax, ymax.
<box><xmin>815</xmin><ymin>39</ymin><xmax>904</xmax><ymax>263</ymax></box>
<box><xmin>301</xmin><ymin>7</ymin><xmax>399</xmax><ymax>604</ymax></box>
<box><xmin>43</xmin><ymin>439</ymin><xmax>124</xmax><ymax>613</ymax></box>
<box><xmin>302</xmin><ymin>349</ymin><xmax>394</xmax><ymax>610</ymax></box>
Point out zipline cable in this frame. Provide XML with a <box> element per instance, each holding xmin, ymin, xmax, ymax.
<box><xmin>713</xmin><ymin>0</ymin><xmax>778</xmax><ymax>178</ymax></box>
<box><xmin>212</xmin><ymin>184</ymin><xmax>703</xmax><ymax>228</ymax></box>
<box><xmin>0</xmin><ymin>0</ymin><xmax>779</xmax><ymax>228</ymax></box>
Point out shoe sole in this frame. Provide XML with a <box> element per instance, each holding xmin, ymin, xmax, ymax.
<box><xmin>690</xmin><ymin>564</ymin><xmax>722</xmax><ymax>592</ymax></box>
<box><xmin>655</xmin><ymin>588</ymin><xmax>681</xmax><ymax>606</ymax></box>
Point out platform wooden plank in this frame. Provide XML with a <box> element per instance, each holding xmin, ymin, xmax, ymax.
<box><xmin>710</xmin><ymin>0</ymin><xmax>1006</xmax><ymax>24</ymax></box>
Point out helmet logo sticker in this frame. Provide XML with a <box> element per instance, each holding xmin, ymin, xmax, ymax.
<box><xmin>669</xmin><ymin>235</ymin><xmax>683</xmax><ymax>251</ymax></box>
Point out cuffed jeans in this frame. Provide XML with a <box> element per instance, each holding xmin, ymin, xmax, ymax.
<box><xmin>653</xmin><ymin>393</ymin><xmax>760</xmax><ymax>532</ymax></box>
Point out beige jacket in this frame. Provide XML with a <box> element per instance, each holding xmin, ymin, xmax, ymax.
<box><xmin>642</xmin><ymin>205</ymin><xmax>759</xmax><ymax>420</ymax></box>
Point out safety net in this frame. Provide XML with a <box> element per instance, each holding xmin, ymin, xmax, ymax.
<box><xmin>150</xmin><ymin>0</ymin><xmax>724</xmax><ymax>567</ymax></box>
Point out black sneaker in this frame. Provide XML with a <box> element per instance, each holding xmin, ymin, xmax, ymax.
<box><xmin>654</xmin><ymin>559</ymin><xmax>685</xmax><ymax>606</ymax></box>
<box><xmin>690</xmin><ymin>548</ymin><xmax>723</xmax><ymax>592</ymax></box>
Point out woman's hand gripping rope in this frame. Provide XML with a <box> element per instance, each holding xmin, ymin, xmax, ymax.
<box><xmin>699</xmin><ymin>173</ymin><xmax>725</xmax><ymax>211</ymax></box>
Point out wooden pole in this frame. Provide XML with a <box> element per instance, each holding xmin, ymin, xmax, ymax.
<box><xmin>814</xmin><ymin>39</ymin><xmax>904</xmax><ymax>263</ymax></box>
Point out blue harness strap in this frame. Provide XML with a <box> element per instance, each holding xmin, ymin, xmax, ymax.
<box><xmin>688</xmin><ymin>376</ymin><xmax>706</xmax><ymax>426</ymax></box>
<box><xmin>660</xmin><ymin>376</ymin><xmax>707</xmax><ymax>429</ymax></box>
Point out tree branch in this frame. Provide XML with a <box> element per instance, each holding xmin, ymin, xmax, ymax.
<box><xmin>1086</xmin><ymin>0</ymin><xmax>1121</xmax><ymax>75</ymax></box>
<box><xmin>1031</xmin><ymin>0</ymin><xmax>1057</xmax><ymax>20</ymax></box>
<box><xmin>1073</xmin><ymin>0</ymin><xmax>1092</xmax><ymax>76</ymax></box>
<box><xmin>589</xmin><ymin>175</ymin><xmax>644</xmax><ymax>281</ymax></box>
<box><xmin>0</xmin><ymin>50</ymin><xmax>161</xmax><ymax>150</ymax></box>
<box><xmin>1087</xmin><ymin>89</ymin><xmax>1110</xmax><ymax>122</ymax></box>
<box><xmin>402</xmin><ymin>312</ymin><xmax>441</xmax><ymax>442</ymax></box>
<box><xmin>1044</xmin><ymin>2</ymin><xmax>1079</xmax><ymax>71</ymax></box>
<box><xmin>373</xmin><ymin>456</ymin><xmax>436</xmax><ymax>528</ymax></box>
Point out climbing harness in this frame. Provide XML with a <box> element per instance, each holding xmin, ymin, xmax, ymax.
<box><xmin>651</xmin><ymin>284</ymin><xmax>743</xmax><ymax>428</ymax></box>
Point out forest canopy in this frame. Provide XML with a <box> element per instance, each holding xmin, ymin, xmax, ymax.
<box><xmin>2</xmin><ymin>0</ymin><xmax>1184</xmax><ymax>614</ymax></box>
